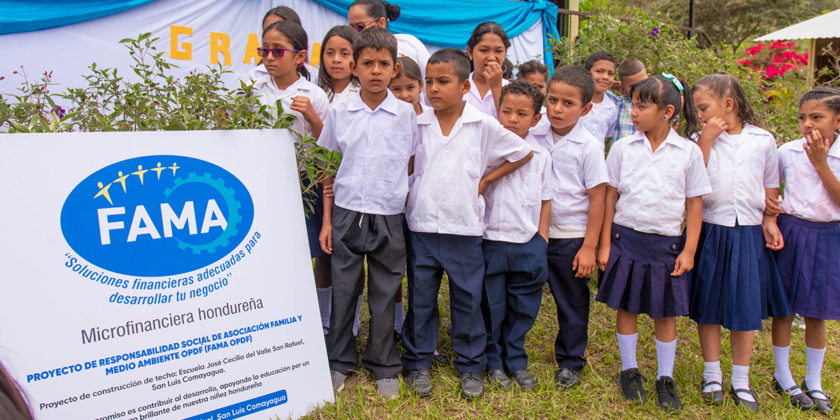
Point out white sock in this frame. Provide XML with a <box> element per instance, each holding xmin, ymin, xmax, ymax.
<box><xmin>655</xmin><ymin>338</ymin><xmax>676</xmax><ymax>380</ymax></box>
<box><xmin>773</xmin><ymin>345</ymin><xmax>801</xmax><ymax>394</ymax></box>
<box><xmin>352</xmin><ymin>296</ymin><xmax>363</xmax><ymax>337</ymax></box>
<box><xmin>703</xmin><ymin>361</ymin><xmax>723</xmax><ymax>392</ymax></box>
<box><xmin>805</xmin><ymin>346</ymin><xmax>826</xmax><ymax>393</ymax></box>
<box><xmin>316</xmin><ymin>287</ymin><xmax>331</xmax><ymax>335</ymax></box>
<box><xmin>617</xmin><ymin>333</ymin><xmax>638</xmax><ymax>371</ymax></box>
<box><xmin>394</xmin><ymin>302</ymin><xmax>405</xmax><ymax>333</ymax></box>
<box><xmin>434</xmin><ymin>350</ymin><xmax>439</xmax><ymax>356</ymax></box>
<box><xmin>732</xmin><ymin>365</ymin><xmax>755</xmax><ymax>402</ymax></box>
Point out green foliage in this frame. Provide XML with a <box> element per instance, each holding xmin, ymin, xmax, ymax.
<box><xmin>0</xmin><ymin>33</ymin><xmax>339</xmax><ymax>214</ymax></box>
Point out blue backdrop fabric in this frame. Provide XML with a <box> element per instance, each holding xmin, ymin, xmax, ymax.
<box><xmin>0</xmin><ymin>0</ymin><xmax>157</xmax><ymax>35</ymax></box>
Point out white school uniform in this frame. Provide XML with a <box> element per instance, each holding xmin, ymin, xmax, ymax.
<box><xmin>532</xmin><ymin>121</ymin><xmax>609</xmax><ymax>239</ymax></box>
<box><xmin>317</xmin><ymin>90</ymin><xmax>418</xmax><ymax>215</ymax></box>
<box><xmin>779</xmin><ymin>135</ymin><xmax>840</xmax><ymax>222</ymax></box>
<box><xmin>483</xmin><ymin>132</ymin><xmax>552</xmax><ymax>243</ymax></box>
<box><xmin>606</xmin><ymin>128</ymin><xmax>712</xmax><ymax>237</ymax></box>
<box><xmin>407</xmin><ymin>103</ymin><xmax>532</xmax><ymax>236</ymax></box>
<box><xmin>252</xmin><ymin>74</ymin><xmax>330</xmax><ymax>140</ymax></box>
<box><xmin>331</xmin><ymin>83</ymin><xmax>361</xmax><ymax>105</ymax></box>
<box><xmin>702</xmin><ymin>124</ymin><xmax>779</xmax><ymax>226</ymax></box>
<box><xmin>579</xmin><ymin>94</ymin><xmax>618</xmax><ymax>147</ymax></box>
<box><xmin>241</xmin><ymin>63</ymin><xmax>319</xmax><ymax>85</ymax></box>
<box><xmin>464</xmin><ymin>72</ymin><xmax>511</xmax><ymax>118</ymax></box>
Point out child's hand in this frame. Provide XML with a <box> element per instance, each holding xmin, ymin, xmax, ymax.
<box><xmin>804</xmin><ymin>129</ymin><xmax>831</xmax><ymax>169</ymax></box>
<box><xmin>319</xmin><ymin>225</ymin><xmax>333</xmax><ymax>255</ymax></box>
<box><xmin>764</xmin><ymin>195</ymin><xmax>782</xmax><ymax>216</ymax></box>
<box><xmin>701</xmin><ymin>117</ymin><xmax>728</xmax><ymax>141</ymax></box>
<box><xmin>322</xmin><ymin>182</ymin><xmax>335</xmax><ymax>198</ymax></box>
<box><xmin>484</xmin><ymin>62</ymin><xmax>504</xmax><ymax>88</ymax></box>
<box><xmin>478</xmin><ymin>177</ymin><xmax>489</xmax><ymax>196</ymax></box>
<box><xmin>597</xmin><ymin>245</ymin><xmax>610</xmax><ymax>272</ymax></box>
<box><xmin>573</xmin><ymin>245</ymin><xmax>597</xmax><ymax>278</ymax></box>
<box><xmin>671</xmin><ymin>251</ymin><xmax>694</xmax><ymax>277</ymax></box>
<box><xmin>763</xmin><ymin>221</ymin><xmax>785</xmax><ymax>251</ymax></box>
<box><xmin>290</xmin><ymin>96</ymin><xmax>317</xmax><ymax>123</ymax></box>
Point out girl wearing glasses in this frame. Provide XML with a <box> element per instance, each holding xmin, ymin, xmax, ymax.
<box><xmin>242</xmin><ymin>7</ymin><xmax>319</xmax><ymax>85</ymax></box>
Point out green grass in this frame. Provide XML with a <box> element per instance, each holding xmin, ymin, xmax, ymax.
<box><xmin>302</xmin><ymin>277</ymin><xmax>839</xmax><ymax>419</ymax></box>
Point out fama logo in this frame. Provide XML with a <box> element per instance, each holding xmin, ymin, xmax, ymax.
<box><xmin>61</xmin><ymin>155</ymin><xmax>254</xmax><ymax>277</ymax></box>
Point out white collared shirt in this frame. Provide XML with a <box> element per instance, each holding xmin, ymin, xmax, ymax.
<box><xmin>607</xmin><ymin>128</ymin><xmax>712</xmax><ymax>237</ymax></box>
<box><xmin>317</xmin><ymin>90</ymin><xmax>418</xmax><ymax>215</ymax></box>
<box><xmin>579</xmin><ymin>94</ymin><xmax>618</xmax><ymax>146</ymax></box>
<box><xmin>779</xmin><ymin>135</ymin><xmax>840</xmax><ymax>222</ymax></box>
<box><xmin>252</xmin><ymin>75</ymin><xmax>330</xmax><ymax>140</ymax></box>
<box><xmin>702</xmin><ymin>124</ymin><xmax>779</xmax><ymax>226</ymax></box>
<box><xmin>331</xmin><ymin>83</ymin><xmax>361</xmax><ymax>105</ymax></box>
<box><xmin>532</xmin><ymin>121</ymin><xmax>609</xmax><ymax>238</ymax></box>
<box><xmin>464</xmin><ymin>72</ymin><xmax>511</xmax><ymax>118</ymax></box>
<box><xmin>483</xmin><ymin>132</ymin><xmax>552</xmax><ymax>243</ymax></box>
<box><xmin>407</xmin><ymin>103</ymin><xmax>532</xmax><ymax>236</ymax></box>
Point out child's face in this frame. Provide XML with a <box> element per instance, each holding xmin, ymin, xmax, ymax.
<box><xmin>546</xmin><ymin>81</ymin><xmax>591</xmax><ymax>136</ymax></box>
<box><xmin>630</xmin><ymin>94</ymin><xmax>673</xmax><ymax>133</ymax></box>
<box><xmin>499</xmin><ymin>93</ymin><xmax>541</xmax><ymax>138</ymax></box>
<box><xmin>389</xmin><ymin>74</ymin><xmax>422</xmax><ymax>106</ymax></box>
<box><xmin>799</xmin><ymin>99</ymin><xmax>840</xmax><ymax>140</ymax></box>
<box><xmin>619</xmin><ymin>71</ymin><xmax>648</xmax><ymax>98</ymax></box>
<box><xmin>468</xmin><ymin>33</ymin><xmax>506</xmax><ymax>79</ymax></box>
<box><xmin>262</xmin><ymin>30</ymin><xmax>306</xmax><ymax>79</ymax></box>
<box><xmin>425</xmin><ymin>62</ymin><xmax>470</xmax><ymax>111</ymax></box>
<box><xmin>323</xmin><ymin>35</ymin><xmax>354</xmax><ymax>82</ymax></box>
<box><xmin>590</xmin><ymin>60</ymin><xmax>616</xmax><ymax>94</ymax></box>
<box><xmin>693</xmin><ymin>88</ymin><xmax>736</xmax><ymax>128</ymax></box>
<box><xmin>352</xmin><ymin>47</ymin><xmax>398</xmax><ymax>95</ymax></box>
<box><xmin>522</xmin><ymin>73</ymin><xmax>547</xmax><ymax>94</ymax></box>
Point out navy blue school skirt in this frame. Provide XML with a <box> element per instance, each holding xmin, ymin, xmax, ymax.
<box><xmin>596</xmin><ymin>224</ymin><xmax>689</xmax><ymax>319</ymax></box>
<box><xmin>301</xmin><ymin>172</ymin><xmax>326</xmax><ymax>259</ymax></box>
<box><xmin>775</xmin><ymin>214</ymin><xmax>840</xmax><ymax>320</ymax></box>
<box><xmin>689</xmin><ymin>223</ymin><xmax>792</xmax><ymax>331</ymax></box>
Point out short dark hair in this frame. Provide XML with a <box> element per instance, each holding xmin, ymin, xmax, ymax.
<box><xmin>351</xmin><ymin>0</ymin><xmax>401</xmax><ymax>22</ymax></box>
<box><xmin>549</xmin><ymin>65</ymin><xmax>595</xmax><ymax>104</ymax></box>
<box><xmin>800</xmin><ymin>87</ymin><xmax>840</xmax><ymax>114</ymax></box>
<box><xmin>500</xmin><ymin>80</ymin><xmax>544</xmax><ymax>116</ymax></box>
<box><xmin>517</xmin><ymin>60</ymin><xmax>549</xmax><ymax>82</ymax></box>
<box><xmin>584</xmin><ymin>51</ymin><xmax>616</xmax><ymax>71</ymax></box>
<box><xmin>394</xmin><ymin>56</ymin><xmax>423</xmax><ymax>82</ymax></box>
<box><xmin>353</xmin><ymin>25</ymin><xmax>398</xmax><ymax>64</ymax></box>
<box><xmin>617</xmin><ymin>57</ymin><xmax>645</xmax><ymax>78</ymax></box>
<box><xmin>263</xmin><ymin>21</ymin><xmax>310</xmax><ymax>81</ymax></box>
<box><xmin>502</xmin><ymin>58</ymin><xmax>513</xmax><ymax>79</ymax></box>
<box><xmin>467</xmin><ymin>22</ymin><xmax>511</xmax><ymax>51</ymax></box>
<box><xmin>631</xmin><ymin>75</ymin><xmax>699</xmax><ymax>138</ymax></box>
<box><xmin>693</xmin><ymin>73</ymin><xmax>760</xmax><ymax>127</ymax></box>
<box><xmin>428</xmin><ymin>48</ymin><xmax>471</xmax><ymax>82</ymax></box>
<box><xmin>263</xmin><ymin>6</ymin><xmax>301</xmax><ymax>26</ymax></box>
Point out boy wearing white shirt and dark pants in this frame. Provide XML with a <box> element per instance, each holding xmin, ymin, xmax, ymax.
<box><xmin>402</xmin><ymin>49</ymin><xmax>533</xmax><ymax>400</ymax></box>
<box><xmin>481</xmin><ymin>81</ymin><xmax>552</xmax><ymax>391</ymax></box>
<box><xmin>531</xmin><ymin>66</ymin><xmax>608</xmax><ymax>389</ymax></box>
<box><xmin>317</xmin><ymin>27</ymin><xmax>417</xmax><ymax>400</ymax></box>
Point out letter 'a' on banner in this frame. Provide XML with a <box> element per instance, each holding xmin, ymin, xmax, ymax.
<box><xmin>0</xmin><ymin>130</ymin><xmax>334</xmax><ymax>419</ymax></box>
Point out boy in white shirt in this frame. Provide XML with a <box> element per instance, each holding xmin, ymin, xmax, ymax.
<box><xmin>317</xmin><ymin>26</ymin><xmax>417</xmax><ymax>400</ymax></box>
<box><xmin>481</xmin><ymin>80</ymin><xmax>552</xmax><ymax>391</ymax></box>
<box><xmin>531</xmin><ymin>65</ymin><xmax>608</xmax><ymax>389</ymax></box>
<box><xmin>402</xmin><ymin>48</ymin><xmax>533</xmax><ymax>400</ymax></box>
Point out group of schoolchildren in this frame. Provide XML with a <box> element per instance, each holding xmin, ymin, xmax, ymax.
<box><xmin>250</xmin><ymin>0</ymin><xmax>840</xmax><ymax>414</ymax></box>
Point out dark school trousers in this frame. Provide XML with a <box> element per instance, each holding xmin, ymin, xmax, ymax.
<box><xmin>481</xmin><ymin>235</ymin><xmax>548</xmax><ymax>372</ymax></box>
<box><xmin>402</xmin><ymin>231</ymin><xmax>487</xmax><ymax>374</ymax></box>
<box><xmin>328</xmin><ymin>206</ymin><xmax>404</xmax><ymax>380</ymax></box>
<box><xmin>547</xmin><ymin>237</ymin><xmax>589</xmax><ymax>372</ymax></box>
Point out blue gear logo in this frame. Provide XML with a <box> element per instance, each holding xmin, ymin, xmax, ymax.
<box><xmin>164</xmin><ymin>172</ymin><xmax>243</xmax><ymax>254</ymax></box>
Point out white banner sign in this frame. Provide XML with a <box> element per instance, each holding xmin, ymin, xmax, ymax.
<box><xmin>0</xmin><ymin>129</ymin><xmax>333</xmax><ymax>419</ymax></box>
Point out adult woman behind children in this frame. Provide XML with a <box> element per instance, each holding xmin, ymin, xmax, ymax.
<box><xmin>0</xmin><ymin>363</ymin><xmax>33</xmax><ymax>420</ymax></box>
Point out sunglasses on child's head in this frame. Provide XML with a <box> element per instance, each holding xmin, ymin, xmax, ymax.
<box><xmin>256</xmin><ymin>47</ymin><xmax>301</xmax><ymax>58</ymax></box>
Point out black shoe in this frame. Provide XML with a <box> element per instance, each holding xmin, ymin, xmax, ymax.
<box><xmin>655</xmin><ymin>376</ymin><xmax>682</xmax><ymax>413</ymax></box>
<box><xmin>405</xmin><ymin>369</ymin><xmax>432</xmax><ymax>397</ymax></box>
<box><xmin>432</xmin><ymin>353</ymin><xmax>450</xmax><ymax>367</ymax></box>
<box><xmin>446</xmin><ymin>324</ymin><xmax>452</xmax><ymax>336</ymax></box>
<box><xmin>801</xmin><ymin>380</ymin><xmax>834</xmax><ymax>415</ymax></box>
<box><xmin>773</xmin><ymin>378</ymin><xmax>815</xmax><ymax>411</ymax></box>
<box><xmin>554</xmin><ymin>367</ymin><xmax>580</xmax><ymax>389</ymax></box>
<box><xmin>510</xmin><ymin>370</ymin><xmax>537</xmax><ymax>390</ymax></box>
<box><xmin>730</xmin><ymin>386</ymin><xmax>760</xmax><ymax>413</ymax></box>
<box><xmin>700</xmin><ymin>379</ymin><xmax>725</xmax><ymax>405</ymax></box>
<box><xmin>459</xmin><ymin>372</ymin><xmax>484</xmax><ymax>400</ymax></box>
<box><xmin>618</xmin><ymin>368</ymin><xmax>648</xmax><ymax>404</ymax></box>
<box><xmin>393</xmin><ymin>330</ymin><xmax>401</xmax><ymax>344</ymax></box>
<box><xmin>486</xmin><ymin>369</ymin><xmax>512</xmax><ymax>390</ymax></box>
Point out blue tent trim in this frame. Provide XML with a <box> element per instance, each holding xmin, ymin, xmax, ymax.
<box><xmin>314</xmin><ymin>0</ymin><xmax>558</xmax><ymax>73</ymax></box>
<box><xmin>0</xmin><ymin>0</ymin><xmax>157</xmax><ymax>35</ymax></box>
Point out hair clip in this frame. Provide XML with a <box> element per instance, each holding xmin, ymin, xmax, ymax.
<box><xmin>661</xmin><ymin>72</ymin><xmax>683</xmax><ymax>92</ymax></box>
